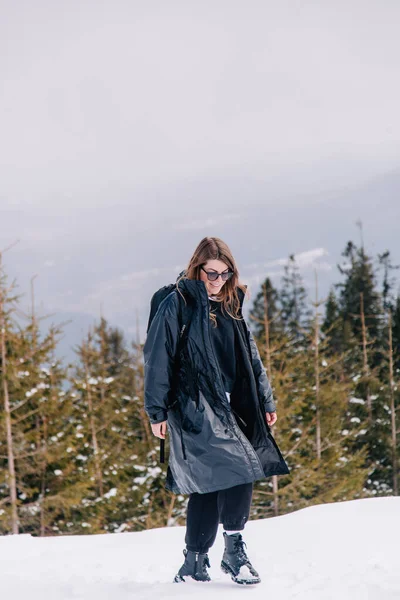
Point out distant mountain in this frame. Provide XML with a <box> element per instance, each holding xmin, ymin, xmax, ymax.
<box><xmin>2</xmin><ymin>167</ymin><xmax>399</xmax><ymax>363</ymax></box>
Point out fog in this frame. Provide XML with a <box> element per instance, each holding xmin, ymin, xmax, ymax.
<box><xmin>1</xmin><ymin>0</ymin><xmax>400</xmax><ymax>356</ymax></box>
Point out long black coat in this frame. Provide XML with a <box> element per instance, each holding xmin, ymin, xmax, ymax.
<box><xmin>143</xmin><ymin>278</ymin><xmax>289</xmax><ymax>494</ymax></box>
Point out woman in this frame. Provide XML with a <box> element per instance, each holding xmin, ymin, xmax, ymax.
<box><xmin>143</xmin><ymin>237</ymin><xmax>289</xmax><ymax>585</ymax></box>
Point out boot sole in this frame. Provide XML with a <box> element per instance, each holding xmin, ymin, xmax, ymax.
<box><xmin>221</xmin><ymin>561</ymin><xmax>261</xmax><ymax>585</ymax></box>
<box><xmin>173</xmin><ymin>574</ymin><xmax>211</xmax><ymax>583</ymax></box>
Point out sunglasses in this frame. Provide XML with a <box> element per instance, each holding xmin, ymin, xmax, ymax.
<box><xmin>201</xmin><ymin>266</ymin><xmax>234</xmax><ymax>282</ymax></box>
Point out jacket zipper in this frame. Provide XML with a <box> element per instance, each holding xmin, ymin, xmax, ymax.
<box><xmin>231</xmin><ymin>408</ymin><xmax>247</xmax><ymax>428</ymax></box>
<box><xmin>178</xmin><ymin>323</ymin><xmax>188</xmax><ymax>460</ymax></box>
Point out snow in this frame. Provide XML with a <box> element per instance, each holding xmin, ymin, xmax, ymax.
<box><xmin>349</xmin><ymin>397</ymin><xmax>365</xmax><ymax>404</ymax></box>
<box><xmin>103</xmin><ymin>487</ymin><xmax>118</xmax><ymax>499</ymax></box>
<box><xmin>0</xmin><ymin>497</ymin><xmax>399</xmax><ymax>599</ymax></box>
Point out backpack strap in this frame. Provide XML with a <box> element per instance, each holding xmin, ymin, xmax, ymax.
<box><xmin>160</xmin><ymin>437</ymin><xmax>165</xmax><ymax>464</ymax></box>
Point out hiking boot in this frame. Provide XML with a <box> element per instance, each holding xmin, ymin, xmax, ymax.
<box><xmin>221</xmin><ymin>532</ymin><xmax>261</xmax><ymax>585</ymax></box>
<box><xmin>173</xmin><ymin>549</ymin><xmax>211</xmax><ymax>582</ymax></box>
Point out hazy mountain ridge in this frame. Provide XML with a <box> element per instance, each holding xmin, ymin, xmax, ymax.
<box><xmin>1</xmin><ymin>167</ymin><xmax>399</xmax><ymax>361</ymax></box>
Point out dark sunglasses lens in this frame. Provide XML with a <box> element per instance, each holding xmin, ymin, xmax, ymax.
<box><xmin>221</xmin><ymin>272</ymin><xmax>233</xmax><ymax>281</ymax></box>
<box><xmin>203</xmin><ymin>267</ymin><xmax>233</xmax><ymax>281</ymax></box>
<box><xmin>207</xmin><ymin>272</ymin><xmax>219</xmax><ymax>281</ymax></box>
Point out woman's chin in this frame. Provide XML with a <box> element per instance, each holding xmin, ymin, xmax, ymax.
<box><xmin>208</xmin><ymin>286</ymin><xmax>221</xmax><ymax>295</ymax></box>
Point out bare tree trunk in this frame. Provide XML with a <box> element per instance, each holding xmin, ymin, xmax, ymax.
<box><xmin>314</xmin><ymin>271</ymin><xmax>321</xmax><ymax>461</ymax></box>
<box><xmin>140</xmin><ymin>405</ymin><xmax>153</xmax><ymax>449</ymax></box>
<box><xmin>97</xmin><ymin>320</ymin><xmax>108</xmax><ymax>421</ymax></box>
<box><xmin>261</xmin><ymin>283</ymin><xmax>279</xmax><ymax>515</ymax></box>
<box><xmin>83</xmin><ymin>337</ymin><xmax>104</xmax><ymax>498</ymax></box>
<box><xmin>37</xmin><ymin>412</ymin><xmax>47</xmax><ymax>537</ymax></box>
<box><xmin>262</xmin><ymin>283</ymin><xmax>272</xmax><ymax>379</ymax></box>
<box><xmin>30</xmin><ymin>275</ymin><xmax>47</xmax><ymax>537</ymax></box>
<box><xmin>272</xmin><ymin>475</ymin><xmax>279</xmax><ymax>517</ymax></box>
<box><xmin>145</xmin><ymin>494</ymin><xmax>154</xmax><ymax>529</ymax></box>
<box><xmin>40</xmin><ymin>452</ymin><xmax>46</xmax><ymax>536</ymax></box>
<box><xmin>1</xmin><ymin>340</ymin><xmax>19</xmax><ymax>534</ymax></box>
<box><xmin>166</xmin><ymin>494</ymin><xmax>176</xmax><ymax>526</ymax></box>
<box><xmin>0</xmin><ymin>260</ymin><xmax>19</xmax><ymax>534</ymax></box>
<box><xmin>360</xmin><ymin>293</ymin><xmax>372</xmax><ymax>421</ymax></box>
<box><xmin>388</xmin><ymin>311</ymin><xmax>398</xmax><ymax>495</ymax></box>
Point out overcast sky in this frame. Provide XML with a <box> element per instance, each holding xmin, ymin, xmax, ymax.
<box><xmin>1</xmin><ymin>1</ymin><xmax>400</xmax><ymax>352</ymax></box>
<box><xmin>2</xmin><ymin>1</ymin><xmax>400</xmax><ymax>206</ymax></box>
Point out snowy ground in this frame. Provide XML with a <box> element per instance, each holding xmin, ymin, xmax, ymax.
<box><xmin>1</xmin><ymin>497</ymin><xmax>399</xmax><ymax>600</ymax></box>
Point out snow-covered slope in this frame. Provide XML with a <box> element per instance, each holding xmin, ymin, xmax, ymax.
<box><xmin>1</xmin><ymin>497</ymin><xmax>399</xmax><ymax>600</ymax></box>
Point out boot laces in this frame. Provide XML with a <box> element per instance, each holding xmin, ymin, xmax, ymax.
<box><xmin>196</xmin><ymin>552</ymin><xmax>210</xmax><ymax>573</ymax></box>
<box><xmin>234</xmin><ymin>537</ymin><xmax>250</xmax><ymax>564</ymax></box>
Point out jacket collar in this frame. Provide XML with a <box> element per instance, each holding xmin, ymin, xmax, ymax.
<box><xmin>176</xmin><ymin>271</ymin><xmax>247</xmax><ymax>311</ymax></box>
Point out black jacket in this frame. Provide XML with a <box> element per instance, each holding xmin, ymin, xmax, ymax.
<box><xmin>143</xmin><ymin>277</ymin><xmax>289</xmax><ymax>494</ymax></box>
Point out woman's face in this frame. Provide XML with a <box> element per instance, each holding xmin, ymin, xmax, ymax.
<box><xmin>199</xmin><ymin>259</ymin><xmax>231</xmax><ymax>296</ymax></box>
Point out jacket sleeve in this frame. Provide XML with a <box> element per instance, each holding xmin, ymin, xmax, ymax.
<box><xmin>143</xmin><ymin>292</ymin><xmax>180</xmax><ymax>424</ymax></box>
<box><xmin>244</xmin><ymin>321</ymin><xmax>277</xmax><ymax>413</ymax></box>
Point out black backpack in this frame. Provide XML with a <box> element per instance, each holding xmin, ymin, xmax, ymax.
<box><xmin>146</xmin><ymin>283</ymin><xmax>193</xmax><ymax>337</ymax></box>
<box><xmin>146</xmin><ymin>283</ymin><xmax>193</xmax><ymax>462</ymax></box>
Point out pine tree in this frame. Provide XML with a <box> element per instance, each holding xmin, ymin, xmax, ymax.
<box><xmin>0</xmin><ymin>257</ymin><xmax>82</xmax><ymax>535</ymax></box>
<box><xmin>279</xmin><ymin>254</ymin><xmax>311</xmax><ymax>342</ymax></box>
<box><xmin>336</xmin><ymin>241</ymin><xmax>383</xmax><ymax>367</ymax></box>
<box><xmin>67</xmin><ymin>316</ymin><xmax>186</xmax><ymax>533</ymax></box>
<box><xmin>69</xmin><ymin>322</ymin><xmax>123</xmax><ymax>532</ymax></box>
<box><xmin>248</xmin><ymin>277</ymin><xmax>280</xmax><ymax>343</ymax></box>
<box><xmin>321</xmin><ymin>288</ymin><xmax>343</xmax><ymax>355</ymax></box>
<box><xmin>390</xmin><ymin>295</ymin><xmax>400</xmax><ymax>371</ymax></box>
<box><xmin>386</xmin><ymin>310</ymin><xmax>399</xmax><ymax>495</ymax></box>
<box><xmin>0</xmin><ymin>251</ymin><xmax>21</xmax><ymax>533</ymax></box>
<box><xmin>248</xmin><ymin>278</ymin><xmax>283</xmax><ymax>516</ymax></box>
<box><xmin>252</xmin><ymin>323</ymin><xmax>367</xmax><ymax>517</ymax></box>
<box><xmin>250</xmin><ymin>270</ymin><xmax>367</xmax><ymax>519</ymax></box>
<box><xmin>378</xmin><ymin>250</ymin><xmax>399</xmax><ymax>312</ymax></box>
<box><xmin>334</xmin><ymin>240</ymin><xmax>394</xmax><ymax>494</ymax></box>
<box><xmin>342</xmin><ymin>296</ymin><xmax>392</xmax><ymax>496</ymax></box>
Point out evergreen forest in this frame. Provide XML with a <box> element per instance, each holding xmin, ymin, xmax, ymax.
<box><xmin>1</xmin><ymin>238</ymin><xmax>399</xmax><ymax>535</ymax></box>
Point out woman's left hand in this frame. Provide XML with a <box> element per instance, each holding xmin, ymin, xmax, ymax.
<box><xmin>266</xmin><ymin>412</ymin><xmax>277</xmax><ymax>426</ymax></box>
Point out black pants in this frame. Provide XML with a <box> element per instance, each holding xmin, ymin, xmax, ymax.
<box><xmin>185</xmin><ymin>482</ymin><xmax>253</xmax><ymax>553</ymax></box>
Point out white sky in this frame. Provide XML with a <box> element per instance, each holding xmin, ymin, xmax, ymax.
<box><xmin>1</xmin><ymin>0</ymin><xmax>400</xmax><ymax>210</ymax></box>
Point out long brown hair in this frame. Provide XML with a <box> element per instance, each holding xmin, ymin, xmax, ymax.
<box><xmin>176</xmin><ymin>237</ymin><xmax>248</xmax><ymax>326</ymax></box>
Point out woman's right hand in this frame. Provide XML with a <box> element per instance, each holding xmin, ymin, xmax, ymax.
<box><xmin>151</xmin><ymin>421</ymin><xmax>167</xmax><ymax>439</ymax></box>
